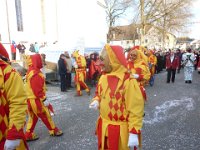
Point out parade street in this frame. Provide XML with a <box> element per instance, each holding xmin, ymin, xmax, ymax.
<box><xmin>28</xmin><ymin>70</ymin><xmax>200</xmax><ymax>150</ymax></box>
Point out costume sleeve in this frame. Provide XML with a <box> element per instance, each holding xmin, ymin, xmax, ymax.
<box><xmin>125</xmin><ymin>78</ymin><xmax>144</xmax><ymax>134</ymax></box>
<box><xmin>30</xmin><ymin>73</ymin><xmax>46</xmax><ymax>101</ymax></box>
<box><xmin>135</xmin><ymin>64</ymin><xmax>150</xmax><ymax>82</ymax></box>
<box><xmin>92</xmin><ymin>77</ymin><xmax>103</xmax><ymax>102</ymax></box>
<box><xmin>4</xmin><ymin>67</ymin><xmax>27</xmax><ymax>140</ymax></box>
<box><xmin>154</xmin><ymin>56</ymin><xmax>157</xmax><ymax>65</ymax></box>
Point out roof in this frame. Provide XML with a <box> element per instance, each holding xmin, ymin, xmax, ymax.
<box><xmin>109</xmin><ymin>24</ymin><xmax>153</xmax><ymax>41</ymax></box>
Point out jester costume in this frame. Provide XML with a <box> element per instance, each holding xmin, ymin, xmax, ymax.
<box><xmin>148</xmin><ymin>50</ymin><xmax>157</xmax><ymax>86</ymax></box>
<box><xmin>127</xmin><ymin>46</ymin><xmax>150</xmax><ymax>101</ymax></box>
<box><xmin>0</xmin><ymin>43</ymin><xmax>28</xmax><ymax>149</ymax></box>
<box><xmin>24</xmin><ymin>54</ymin><xmax>62</xmax><ymax>141</ymax></box>
<box><xmin>72</xmin><ymin>50</ymin><xmax>90</xmax><ymax>96</ymax></box>
<box><xmin>92</xmin><ymin>45</ymin><xmax>144</xmax><ymax>150</ymax></box>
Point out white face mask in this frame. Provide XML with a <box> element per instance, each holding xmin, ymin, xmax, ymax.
<box><xmin>100</xmin><ymin>47</ymin><xmax>112</xmax><ymax>73</ymax></box>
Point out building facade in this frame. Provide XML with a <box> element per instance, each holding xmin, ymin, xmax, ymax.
<box><xmin>0</xmin><ymin>0</ymin><xmax>107</xmax><ymax>56</ymax></box>
<box><xmin>110</xmin><ymin>24</ymin><xmax>177</xmax><ymax>50</ymax></box>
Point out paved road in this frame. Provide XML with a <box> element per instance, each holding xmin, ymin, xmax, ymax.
<box><xmin>28</xmin><ymin>70</ymin><xmax>200</xmax><ymax>150</ymax></box>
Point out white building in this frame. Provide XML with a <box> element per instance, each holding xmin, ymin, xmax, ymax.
<box><xmin>0</xmin><ymin>0</ymin><xmax>107</xmax><ymax>58</ymax></box>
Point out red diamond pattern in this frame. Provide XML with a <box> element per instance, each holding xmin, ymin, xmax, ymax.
<box><xmin>115</xmin><ymin>92</ymin><xmax>121</xmax><ymax>101</ymax></box>
<box><xmin>0</xmin><ymin>105</ymin><xmax>6</xmax><ymax>117</ymax></box>
<box><xmin>114</xmin><ymin>103</ymin><xmax>119</xmax><ymax>111</ymax></box>
<box><xmin>113</xmin><ymin>113</ymin><xmax>118</xmax><ymax>121</ymax></box>
<box><xmin>0</xmin><ymin>120</ymin><xmax>7</xmax><ymax>134</ymax></box>
<box><xmin>108</xmin><ymin>112</ymin><xmax>113</xmax><ymax>120</ymax></box>
<box><xmin>109</xmin><ymin>101</ymin><xmax>113</xmax><ymax>109</ymax></box>
<box><xmin>120</xmin><ymin>104</ymin><xmax>124</xmax><ymax>112</ymax></box>
<box><xmin>119</xmin><ymin>115</ymin><xmax>125</xmax><ymax>121</ymax></box>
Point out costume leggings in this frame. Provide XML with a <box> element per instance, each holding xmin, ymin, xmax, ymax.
<box><xmin>75</xmin><ymin>71</ymin><xmax>89</xmax><ymax>94</ymax></box>
<box><xmin>26</xmin><ymin>99</ymin><xmax>56</xmax><ymax>133</ymax></box>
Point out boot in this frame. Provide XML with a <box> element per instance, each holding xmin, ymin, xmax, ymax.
<box><xmin>25</xmin><ymin>132</ymin><xmax>39</xmax><ymax>141</ymax></box>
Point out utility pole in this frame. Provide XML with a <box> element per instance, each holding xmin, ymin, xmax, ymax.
<box><xmin>5</xmin><ymin>0</ymin><xmax>11</xmax><ymax>43</ymax></box>
<box><xmin>140</xmin><ymin>0</ymin><xmax>145</xmax><ymax>46</ymax></box>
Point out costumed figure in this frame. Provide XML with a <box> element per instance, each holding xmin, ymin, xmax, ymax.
<box><xmin>72</xmin><ymin>50</ymin><xmax>90</xmax><ymax>96</ymax></box>
<box><xmin>127</xmin><ymin>46</ymin><xmax>151</xmax><ymax>102</ymax></box>
<box><xmin>89</xmin><ymin>53</ymin><xmax>101</xmax><ymax>86</ymax></box>
<box><xmin>89</xmin><ymin>44</ymin><xmax>144</xmax><ymax>150</ymax></box>
<box><xmin>0</xmin><ymin>43</ymin><xmax>28</xmax><ymax>150</ymax></box>
<box><xmin>24</xmin><ymin>54</ymin><xmax>63</xmax><ymax>141</ymax></box>
<box><xmin>148</xmin><ymin>50</ymin><xmax>157</xmax><ymax>86</ymax></box>
<box><xmin>182</xmin><ymin>48</ymin><xmax>196</xmax><ymax>83</ymax></box>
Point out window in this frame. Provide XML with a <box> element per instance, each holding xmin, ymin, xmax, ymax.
<box><xmin>15</xmin><ymin>0</ymin><xmax>23</xmax><ymax>31</ymax></box>
<box><xmin>145</xmin><ymin>39</ymin><xmax>148</xmax><ymax>43</ymax></box>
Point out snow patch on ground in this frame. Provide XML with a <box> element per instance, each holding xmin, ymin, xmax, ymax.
<box><xmin>45</xmin><ymin>92</ymin><xmax>72</xmax><ymax>114</ymax></box>
<box><xmin>144</xmin><ymin>97</ymin><xmax>195</xmax><ymax>125</ymax></box>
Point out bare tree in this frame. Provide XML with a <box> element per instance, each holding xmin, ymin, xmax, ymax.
<box><xmin>131</xmin><ymin>0</ymin><xmax>194</xmax><ymax>48</ymax></box>
<box><xmin>98</xmin><ymin>0</ymin><xmax>133</xmax><ymax>42</ymax></box>
<box><xmin>153</xmin><ymin>0</ymin><xmax>193</xmax><ymax>49</ymax></box>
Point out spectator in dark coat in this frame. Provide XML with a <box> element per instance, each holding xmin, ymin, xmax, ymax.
<box><xmin>58</xmin><ymin>54</ymin><xmax>67</xmax><ymax>92</ymax></box>
<box><xmin>176</xmin><ymin>49</ymin><xmax>182</xmax><ymax>73</ymax></box>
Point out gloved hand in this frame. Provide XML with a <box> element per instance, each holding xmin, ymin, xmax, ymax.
<box><xmin>73</xmin><ymin>62</ymin><xmax>78</xmax><ymax>69</ymax></box>
<box><xmin>74</xmin><ymin>64</ymin><xmax>78</xmax><ymax>69</ymax></box>
<box><xmin>4</xmin><ymin>139</ymin><xmax>21</xmax><ymax>150</ymax></box>
<box><xmin>89</xmin><ymin>100</ymin><xmax>99</xmax><ymax>110</ymax></box>
<box><xmin>132</xmin><ymin>74</ymin><xmax>139</xmax><ymax>79</ymax></box>
<box><xmin>128</xmin><ymin>133</ymin><xmax>139</xmax><ymax>148</ymax></box>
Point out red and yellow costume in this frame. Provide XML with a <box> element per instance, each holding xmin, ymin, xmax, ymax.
<box><xmin>148</xmin><ymin>50</ymin><xmax>157</xmax><ymax>86</ymax></box>
<box><xmin>24</xmin><ymin>54</ymin><xmax>62</xmax><ymax>140</ymax></box>
<box><xmin>148</xmin><ymin>50</ymin><xmax>157</xmax><ymax>76</ymax></box>
<box><xmin>127</xmin><ymin>46</ymin><xmax>150</xmax><ymax>101</ymax></box>
<box><xmin>0</xmin><ymin>43</ymin><xmax>28</xmax><ymax>149</ymax></box>
<box><xmin>92</xmin><ymin>45</ymin><xmax>144</xmax><ymax>150</ymax></box>
<box><xmin>72</xmin><ymin>50</ymin><xmax>90</xmax><ymax>96</ymax></box>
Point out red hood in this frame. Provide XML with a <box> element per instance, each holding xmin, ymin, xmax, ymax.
<box><xmin>30</xmin><ymin>54</ymin><xmax>43</xmax><ymax>69</ymax></box>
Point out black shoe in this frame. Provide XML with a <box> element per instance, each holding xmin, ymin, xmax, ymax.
<box><xmin>188</xmin><ymin>80</ymin><xmax>192</xmax><ymax>84</ymax></box>
<box><xmin>166</xmin><ymin>81</ymin><xmax>170</xmax><ymax>83</ymax></box>
<box><xmin>61</xmin><ymin>89</ymin><xmax>67</xmax><ymax>92</ymax></box>
<box><xmin>185</xmin><ymin>81</ymin><xmax>188</xmax><ymax>83</ymax></box>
